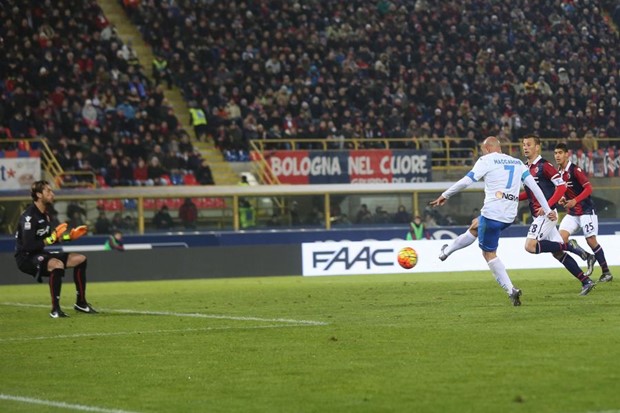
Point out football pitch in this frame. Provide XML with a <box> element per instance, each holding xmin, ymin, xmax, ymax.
<box><xmin>1</xmin><ymin>269</ymin><xmax>618</xmax><ymax>413</ymax></box>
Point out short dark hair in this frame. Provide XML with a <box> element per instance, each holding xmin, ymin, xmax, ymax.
<box><xmin>31</xmin><ymin>180</ymin><xmax>50</xmax><ymax>202</ymax></box>
<box><xmin>555</xmin><ymin>142</ymin><xmax>569</xmax><ymax>152</ymax></box>
<box><xmin>523</xmin><ymin>134</ymin><xmax>541</xmax><ymax>146</ymax></box>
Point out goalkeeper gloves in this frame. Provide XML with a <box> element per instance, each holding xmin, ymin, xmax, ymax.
<box><xmin>61</xmin><ymin>225</ymin><xmax>88</xmax><ymax>242</ymax></box>
<box><xmin>44</xmin><ymin>223</ymin><xmax>68</xmax><ymax>245</ymax></box>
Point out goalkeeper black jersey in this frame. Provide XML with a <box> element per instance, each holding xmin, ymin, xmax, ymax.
<box><xmin>14</xmin><ymin>203</ymin><xmax>52</xmax><ymax>257</ymax></box>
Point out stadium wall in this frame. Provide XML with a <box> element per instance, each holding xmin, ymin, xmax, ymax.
<box><xmin>0</xmin><ymin>244</ymin><xmax>299</xmax><ymax>285</ymax></box>
<box><xmin>4</xmin><ymin>233</ymin><xmax>619</xmax><ymax>285</ymax></box>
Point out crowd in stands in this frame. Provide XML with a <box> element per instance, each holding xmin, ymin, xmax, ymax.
<box><xmin>121</xmin><ymin>0</ymin><xmax>620</xmax><ymax>158</ymax></box>
<box><xmin>0</xmin><ymin>0</ymin><xmax>214</xmax><ymax>187</ymax></box>
<box><xmin>3</xmin><ymin>0</ymin><xmax>620</xmax><ymax>189</ymax></box>
<box><xmin>95</xmin><ymin>208</ymin><xmax>136</xmax><ymax>234</ymax></box>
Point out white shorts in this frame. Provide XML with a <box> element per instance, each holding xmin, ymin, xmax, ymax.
<box><xmin>526</xmin><ymin>212</ymin><xmax>563</xmax><ymax>242</ymax></box>
<box><xmin>559</xmin><ymin>213</ymin><xmax>598</xmax><ymax>238</ymax></box>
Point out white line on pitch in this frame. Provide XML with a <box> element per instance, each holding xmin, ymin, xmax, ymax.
<box><xmin>111</xmin><ymin>308</ymin><xmax>329</xmax><ymax>325</ymax></box>
<box><xmin>583</xmin><ymin>411</ymin><xmax>620</xmax><ymax>413</ymax></box>
<box><xmin>0</xmin><ymin>302</ymin><xmax>329</xmax><ymax>325</ymax></box>
<box><xmin>0</xmin><ymin>324</ymin><xmax>312</xmax><ymax>343</ymax></box>
<box><xmin>0</xmin><ymin>393</ymin><xmax>140</xmax><ymax>413</ymax></box>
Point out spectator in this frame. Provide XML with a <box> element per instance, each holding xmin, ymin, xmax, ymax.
<box><xmin>178</xmin><ymin>198</ymin><xmax>198</xmax><ymax>229</ymax></box>
<box><xmin>133</xmin><ymin>157</ymin><xmax>149</xmax><ymax>185</ymax></box>
<box><xmin>582</xmin><ymin>130</ymin><xmax>598</xmax><ymax>153</ymax></box>
<box><xmin>393</xmin><ymin>205</ymin><xmax>411</xmax><ymax>224</ymax></box>
<box><xmin>423</xmin><ymin>211</ymin><xmax>438</xmax><ymax>228</ymax></box>
<box><xmin>373</xmin><ymin>206</ymin><xmax>391</xmax><ymax>224</ymax></box>
<box><xmin>123</xmin><ymin>214</ymin><xmax>137</xmax><ymax>233</ymax></box>
<box><xmin>152</xmin><ymin>54</ymin><xmax>173</xmax><ymax>89</ymax></box>
<box><xmin>94</xmin><ymin>210</ymin><xmax>112</xmax><ymax>234</ymax></box>
<box><xmin>105</xmin><ymin>157</ymin><xmax>122</xmax><ymax>187</ymax></box>
<box><xmin>406</xmin><ymin>216</ymin><xmax>430</xmax><ymax>240</ymax></box>
<box><xmin>305</xmin><ymin>205</ymin><xmax>324</xmax><ymax>226</ymax></box>
<box><xmin>67</xmin><ymin>202</ymin><xmax>87</xmax><ymax>228</ymax></box>
<box><xmin>196</xmin><ymin>160</ymin><xmax>214</xmax><ymax>185</ymax></box>
<box><xmin>355</xmin><ymin>204</ymin><xmax>372</xmax><ymax>224</ymax></box>
<box><xmin>147</xmin><ymin>156</ymin><xmax>168</xmax><ymax>185</ymax></box>
<box><xmin>82</xmin><ymin>100</ymin><xmax>99</xmax><ymax>129</ymax></box>
<box><xmin>119</xmin><ymin>157</ymin><xmax>135</xmax><ymax>186</ymax></box>
<box><xmin>189</xmin><ymin>102</ymin><xmax>208</xmax><ymax>142</ymax></box>
<box><xmin>9</xmin><ymin>112</ymin><xmax>30</xmax><ymax>139</ymax></box>
<box><xmin>239</xmin><ymin>175</ymin><xmax>250</xmax><ymax>186</ymax></box>
<box><xmin>88</xmin><ymin>146</ymin><xmax>106</xmax><ymax>175</ymax></box>
<box><xmin>110</xmin><ymin>212</ymin><xmax>125</xmax><ymax>232</ymax></box>
<box><xmin>239</xmin><ymin>200</ymin><xmax>256</xmax><ymax>229</ymax></box>
<box><xmin>565</xmin><ymin>130</ymin><xmax>583</xmax><ymax>152</ymax></box>
<box><xmin>289</xmin><ymin>201</ymin><xmax>301</xmax><ymax>226</ymax></box>
<box><xmin>104</xmin><ymin>230</ymin><xmax>125</xmax><ymax>252</ymax></box>
<box><xmin>153</xmin><ymin>205</ymin><xmax>174</xmax><ymax>230</ymax></box>
<box><xmin>606</xmin><ymin>118</ymin><xmax>619</xmax><ymax>138</ymax></box>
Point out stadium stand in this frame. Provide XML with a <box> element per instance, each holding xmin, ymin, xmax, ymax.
<box><xmin>3</xmin><ymin>0</ymin><xmax>620</xmax><ymax>192</ymax></box>
<box><xmin>118</xmin><ymin>0</ymin><xmax>620</xmax><ymax>158</ymax></box>
<box><xmin>0</xmin><ymin>0</ymin><xmax>213</xmax><ymax>187</ymax></box>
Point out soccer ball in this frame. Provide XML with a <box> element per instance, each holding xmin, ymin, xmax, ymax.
<box><xmin>397</xmin><ymin>247</ymin><xmax>418</xmax><ymax>269</ymax></box>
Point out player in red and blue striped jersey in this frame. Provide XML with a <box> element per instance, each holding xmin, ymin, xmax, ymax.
<box><xmin>521</xmin><ymin>135</ymin><xmax>596</xmax><ymax>295</ymax></box>
<box><xmin>554</xmin><ymin>143</ymin><xmax>613</xmax><ymax>283</ymax></box>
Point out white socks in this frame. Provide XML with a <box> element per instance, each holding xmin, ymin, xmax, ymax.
<box><xmin>487</xmin><ymin>257</ymin><xmax>513</xmax><ymax>293</ymax></box>
<box><xmin>444</xmin><ymin>230</ymin><xmax>477</xmax><ymax>257</ymax></box>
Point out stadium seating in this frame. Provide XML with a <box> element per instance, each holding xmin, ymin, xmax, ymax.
<box><xmin>3</xmin><ymin>0</ymin><xmax>620</xmax><ymax>190</ymax></box>
<box><xmin>0</xmin><ymin>0</ymin><xmax>206</xmax><ymax>187</ymax></box>
<box><xmin>119</xmin><ymin>0</ymin><xmax>620</xmax><ymax>155</ymax></box>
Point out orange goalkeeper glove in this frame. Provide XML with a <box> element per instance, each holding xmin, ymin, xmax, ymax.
<box><xmin>44</xmin><ymin>223</ymin><xmax>68</xmax><ymax>245</ymax></box>
<box><xmin>61</xmin><ymin>225</ymin><xmax>88</xmax><ymax>241</ymax></box>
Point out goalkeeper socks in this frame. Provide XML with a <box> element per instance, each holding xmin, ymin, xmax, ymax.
<box><xmin>556</xmin><ymin>252</ymin><xmax>589</xmax><ymax>283</ymax></box>
<box><xmin>592</xmin><ymin>244</ymin><xmax>609</xmax><ymax>273</ymax></box>
<box><xmin>445</xmin><ymin>229</ymin><xmax>477</xmax><ymax>256</ymax></box>
<box><xmin>487</xmin><ymin>257</ymin><xmax>513</xmax><ymax>292</ymax></box>
<box><xmin>73</xmin><ymin>260</ymin><xmax>87</xmax><ymax>304</ymax></box>
<box><xmin>49</xmin><ymin>268</ymin><xmax>64</xmax><ymax>310</ymax></box>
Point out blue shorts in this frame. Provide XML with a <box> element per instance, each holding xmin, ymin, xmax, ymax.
<box><xmin>478</xmin><ymin>215</ymin><xmax>512</xmax><ymax>252</ymax></box>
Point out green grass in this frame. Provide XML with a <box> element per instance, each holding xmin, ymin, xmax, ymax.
<box><xmin>1</xmin><ymin>269</ymin><xmax>619</xmax><ymax>413</ymax></box>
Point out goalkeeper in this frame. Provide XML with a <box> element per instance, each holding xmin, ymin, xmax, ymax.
<box><xmin>14</xmin><ymin>180</ymin><xmax>97</xmax><ymax>318</ymax></box>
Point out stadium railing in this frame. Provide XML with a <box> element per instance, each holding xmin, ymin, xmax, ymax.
<box><xmin>249</xmin><ymin>136</ymin><xmax>477</xmax><ymax>162</ymax></box>
<box><xmin>1</xmin><ymin>180</ymin><xmax>619</xmax><ymax>236</ymax></box>
<box><xmin>2</xmin><ymin>137</ymin><xmax>620</xmax><ymax>235</ymax></box>
<box><xmin>0</xmin><ymin>183</ymin><xmax>489</xmax><ymax>235</ymax></box>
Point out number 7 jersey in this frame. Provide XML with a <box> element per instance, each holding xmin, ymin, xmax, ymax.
<box><xmin>467</xmin><ymin>152</ymin><xmax>530</xmax><ymax>223</ymax></box>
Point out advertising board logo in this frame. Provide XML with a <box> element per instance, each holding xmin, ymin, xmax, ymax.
<box><xmin>312</xmin><ymin>246</ymin><xmax>395</xmax><ymax>271</ymax></box>
<box><xmin>0</xmin><ymin>165</ymin><xmax>16</xmax><ymax>181</ymax></box>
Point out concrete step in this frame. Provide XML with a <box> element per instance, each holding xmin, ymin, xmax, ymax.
<box><xmin>96</xmin><ymin>0</ymin><xmax>238</xmax><ymax>186</ymax></box>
